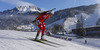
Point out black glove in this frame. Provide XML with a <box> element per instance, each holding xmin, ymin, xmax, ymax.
<box><xmin>44</xmin><ymin>19</ymin><xmax>46</xmax><ymax>22</ymax></box>
<box><xmin>32</xmin><ymin>20</ymin><xmax>36</xmax><ymax>23</ymax></box>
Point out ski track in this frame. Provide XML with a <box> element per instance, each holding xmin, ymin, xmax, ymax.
<box><xmin>0</xmin><ymin>30</ymin><xmax>99</xmax><ymax>50</ymax></box>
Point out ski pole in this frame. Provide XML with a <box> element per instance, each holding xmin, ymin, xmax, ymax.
<box><xmin>49</xmin><ymin>8</ymin><xmax>56</xmax><ymax>11</ymax></box>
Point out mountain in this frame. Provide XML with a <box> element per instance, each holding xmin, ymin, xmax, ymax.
<box><xmin>46</xmin><ymin>4</ymin><xmax>97</xmax><ymax>24</ymax></box>
<box><xmin>0</xmin><ymin>4</ymin><xmax>100</xmax><ymax>31</ymax></box>
<box><xmin>46</xmin><ymin>4</ymin><xmax>100</xmax><ymax>32</ymax></box>
<box><xmin>0</xmin><ymin>6</ymin><xmax>41</xmax><ymax>29</ymax></box>
<box><xmin>0</xmin><ymin>6</ymin><xmax>41</xmax><ymax>15</ymax></box>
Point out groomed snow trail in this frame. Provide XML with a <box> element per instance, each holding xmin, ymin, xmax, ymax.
<box><xmin>0</xmin><ymin>30</ymin><xmax>99</xmax><ymax>50</ymax></box>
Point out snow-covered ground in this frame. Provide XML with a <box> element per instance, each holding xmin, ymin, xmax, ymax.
<box><xmin>0</xmin><ymin>30</ymin><xmax>99</xmax><ymax>50</ymax></box>
<box><xmin>71</xmin><ymin>37</ymin><xmax>100</xmax><ymax>49</ymax></box>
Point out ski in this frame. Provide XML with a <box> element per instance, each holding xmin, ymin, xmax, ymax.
<box><xmin>41</xmin><ymin>39</ymin><xmax>65</xmax><ymax>46</ymax></box>
<box><xmin>27</xmin><ymin>38</ymin><xmax>57</xmax><ymax>47</ymax></box>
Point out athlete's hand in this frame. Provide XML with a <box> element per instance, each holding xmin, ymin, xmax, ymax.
<box><xmin>32</xmin><ymin>20</ymin><xmax>36</xmax><ymax>23</ymax></box>
<box><xmin>43</xmin><ymin>19</ymin><xmax>46</xmax><ymax>22</ymax></box>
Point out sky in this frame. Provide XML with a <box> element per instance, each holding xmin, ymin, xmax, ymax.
<box><xmin>0</xmin><ymin>0</ymin><xmax>100</xmax><ymax>11</ymax></box>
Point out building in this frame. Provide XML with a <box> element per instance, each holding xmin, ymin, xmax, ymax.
<box><xmin>72</xmin><ymin>25</ymin><xmax>100</xmax><ymax>37</ymax></box>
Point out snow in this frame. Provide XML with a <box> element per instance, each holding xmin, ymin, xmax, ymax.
<box><xmin>47</xmin><ymin>18</ymin><xmax>65</xmax><ymax>27</ymax></box>
<box><xmin>16</xmin><ymin>6</ymin><xmax>40</xmax><ymax>13</ymax></box>
<box><xmin>0</xmin><ymin>30</ymin><xmax>99</xmax><ymax>50</ymax></box>
<box><xmin>71</xmin><ymin>38</ymin><xmax>100</xmax><ymax>49</ymax></box>
<box><xmin>66</xmin><ymin>34</ymin><xmax>78</xmax><ymax>37</ymax></box>
<box><xmin>64</xmin><ymin>16</ymin><xmax>77</xmax><ymax>32</ymax></box>
<box><xmin>10</xmin><ymin>15</ymin><xmax>13</xmax><ymax>17</ymax></box>
<box><xmin>17</xmin><ymin>24</ymin><xmax>34</xmax><ymax>30</ymax></box>
<box><xmin>64</xmin><ymin>8</ymin><xmax>100</xmax><ymax>32</ymax></box>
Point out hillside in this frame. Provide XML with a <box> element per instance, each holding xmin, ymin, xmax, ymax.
<box><xmin>0</xmin><ymin>4</ymin><xmax>100</xmax><ymax>31</ymax></box>
<box><xmin>46</xmin><ymin>4</ymin><xmax>100</xmax><ymax>32</ymax></box>
<box><xmin>0</xmin><ymin>6</ymin><xmax>41</xmax><ymax>29</ymax></box>
<box><xmin>45</xmin><ymin>4</ymin><xmax>98</xmax><ymax>25</ymax></box>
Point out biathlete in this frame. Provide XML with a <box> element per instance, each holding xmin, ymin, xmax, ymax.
<box><xmin>32</xmin><ymin>8</ymin><xmax>55</xmax><ymax>40</ymax></box>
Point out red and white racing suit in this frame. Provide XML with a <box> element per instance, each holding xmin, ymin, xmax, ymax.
<box><xmin>36</xmin><ymin>12</ymin><xmax>51</xmax><ymax>35</ymax></box>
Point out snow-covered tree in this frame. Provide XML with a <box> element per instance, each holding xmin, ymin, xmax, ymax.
<box><xmin>76</xmin><ymin>15</ymin><xmax>86</xmax><ymax>36</ymax></box>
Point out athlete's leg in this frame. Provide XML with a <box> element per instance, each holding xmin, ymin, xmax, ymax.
<box><xmin>35</xmin><ymin>24</ymin><xmax>43</xmax><ymax>40</ymax></box>
<box><xmin>35</xmin><ymin>30</ymin><xmax>40</xmax><ymax>40</ymax></box>
<box><xmin>41</xmin><ymin>24</ymin><xmax>46</xmax><ymax>40</ymax></box>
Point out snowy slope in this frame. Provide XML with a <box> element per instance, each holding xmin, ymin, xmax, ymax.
<box><xmin>46</xmin><ymin>8</ymin><xmax>100</xmax><ymax>32</ymax></box>
<box><xmin>46</xmin><ymin>18</ymin><xmax>65</xmax><ymax>27</ymax></box>
<box><xmin>77</xmin><ymin>9</ymin><xmax>99</xmax><ymax>27</ymax></box>
<box><xmin>71</xmin><ymin>38</ymin><xmax>100</xmax><ymax>49</ymax></box>
<box><xmin>0</xmin><ymin>30</ymin><xmax>99</xmax><ymax>50</ymax></box>
<box><xmin>63</xmin><ymin>8</ymin><xmax>100</xmax><ymax>32</ymax></box>
<box><xmin>64</xmin><ymin>16</ymin><xmax>77</xmax><ymax>32</ymax></box>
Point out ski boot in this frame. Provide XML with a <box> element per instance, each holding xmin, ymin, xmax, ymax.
<box><xmin>34</xmin><ymin>33</ymin><xmax>41</xmax><ymax>42</ymax></box>
<box><xmin>41</xmin><ymin>34</ymin><xmax>47</xmax><ymax>41</ymax></box>
<box><xmin>41</xmin><ymin>38</ymin><xmax>47</xmax><ymax>41</ymax></box>
<box><xmin>34</xmin><ymin>38</ymin><xmax>41</xmax><ymax>42</ymax></box>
